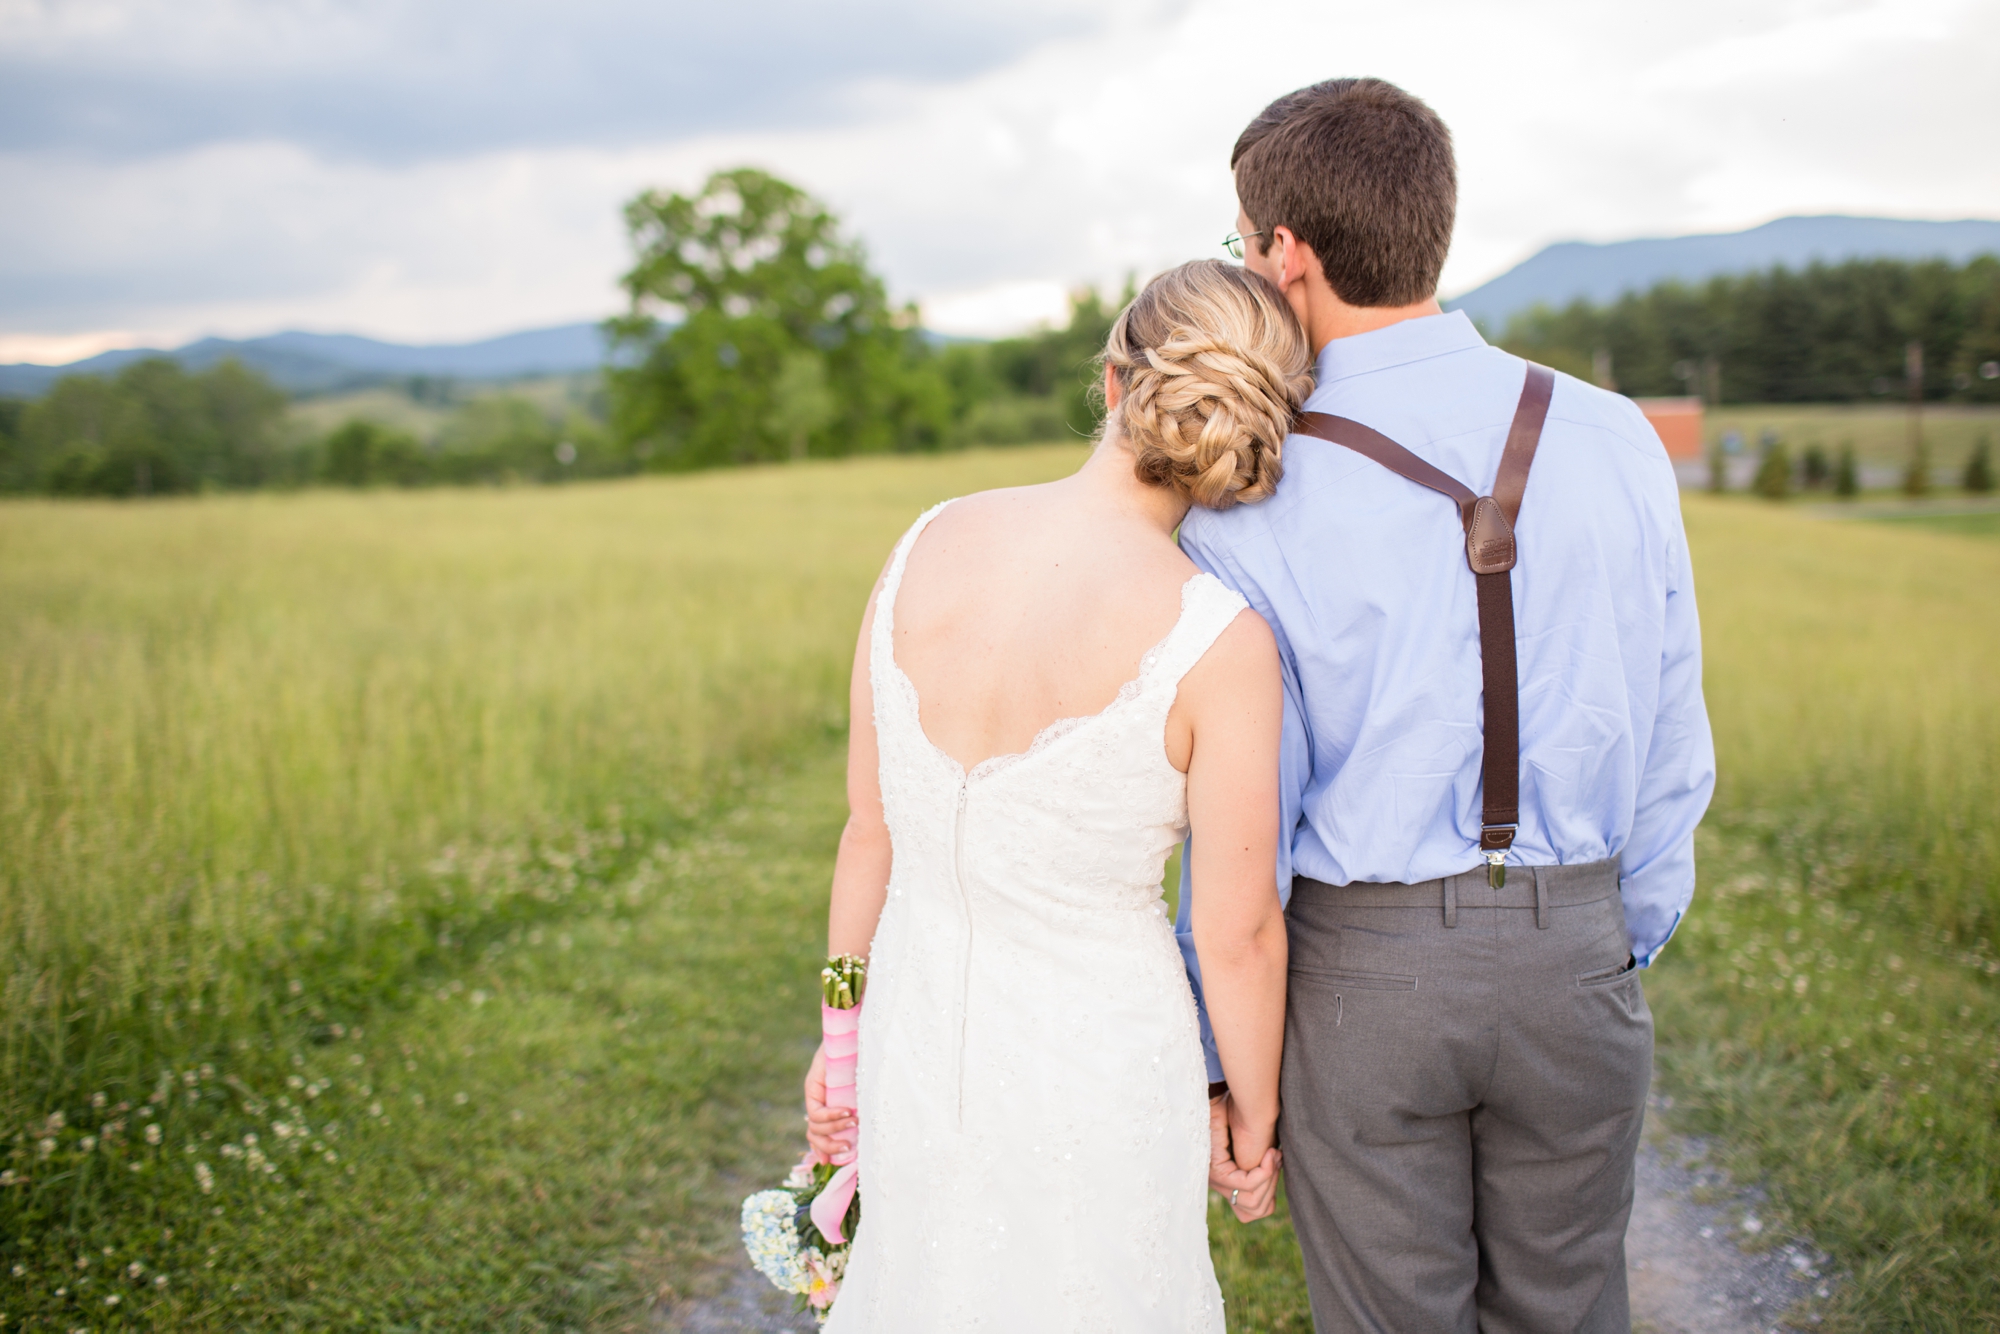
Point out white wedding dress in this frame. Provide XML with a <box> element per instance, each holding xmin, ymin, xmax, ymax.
<box><xmin>824</xmin><ymin>501</ymin><xmax>1242</xmax><ymax>1332</ymax></box>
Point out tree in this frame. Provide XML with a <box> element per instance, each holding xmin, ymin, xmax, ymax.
<box><xmin>1966</xmin><ymin>433</ymin><xmax>1994</xmax><ymax>494</ymax></box>
<box><xmin>1834</xmin><ymin>443</ymin><xmax>1860</xmax><ymax>498</ymax></box>
<box><xmin>19</xmin><ymin>357</ymin><xmax>287</xmax><ymax>495</ymax></box>
<box><xmin>1753</xmin><ymin>442</ymin><xmax>1793</xmax><ymax>500</ymax></box>
<box><xmin>320</xmin><ymin>419</ymin><xmax>427</xmax><ymax>487</ymax></box>
<box><xmin>606</xmin><ymin>167</ymin><xmax>949</xmax><ymax>469</ymax></box>
<box><xmin>1497</xmin><ymin>256</ymin><xmax>2000</xmax><ymax>404</ymax></box>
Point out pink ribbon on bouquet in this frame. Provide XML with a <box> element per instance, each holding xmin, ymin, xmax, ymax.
<box><xmin>810</xmin><ymin>1000</ymin><xmax>862</xmax><ymax>1245</ymax></box>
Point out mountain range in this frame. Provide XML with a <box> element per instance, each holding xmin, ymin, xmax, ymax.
<box><xmin>1445</xmin><ymin>214</ymin><xmax>2000</xmax><ymax>331</ymax></box>
<box><xmin>6</xmin><ymin>215</ymin><xmax>1998</xmax><ymax>398</ymax></box>
<box><xmin>0</xmin><ymin>322</ymin><xmax>614</xmax><ymax>398</ymax></box>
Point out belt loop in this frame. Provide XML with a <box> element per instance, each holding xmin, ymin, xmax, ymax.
<box><xmin>1443</xmin><ymin>877</ymin><xmax>1458</xmax><ymax>928</ymax></box>
<box><xmin>1534</xmin><ymin>869</ymin><xmax>1549</xmax><ymax>930</ymax></box>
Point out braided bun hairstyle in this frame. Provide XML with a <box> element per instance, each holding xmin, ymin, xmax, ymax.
<box><xmin>1102</xmin><ymin>259</ymin><xmax>1314</xmax><ymax>510</ymax></box>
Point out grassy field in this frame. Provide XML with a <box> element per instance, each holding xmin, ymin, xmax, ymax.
<box><xmin>1705</xmin><ymin>402</ymin><xmax>2000</xmax><ymax>474</ymax></box>
<box><xmin>3</xmin><ymin>455</ymin><xmax>1997</xmax><ymax>1331</ymax></box>
<box><xmin>285</xmin><ymin>374</ymin><xmax>601</xmax><ymax>444</ymax></box>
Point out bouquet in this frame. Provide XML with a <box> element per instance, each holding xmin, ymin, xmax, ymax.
<box><xmin>742</xmin><ymin>954</ymin><xmax>865</xmax><ymax>1323</ymax></box>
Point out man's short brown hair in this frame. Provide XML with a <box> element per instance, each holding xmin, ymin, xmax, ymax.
<box><xmin>1232</xmin><ymin>79</ymin><xmax>1455</xmax><ymax>308</ymax></box>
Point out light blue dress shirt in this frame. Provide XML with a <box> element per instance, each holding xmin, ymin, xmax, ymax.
<box><xmin>1175</xmin><ymin>310</ymin><xmax>1715</xmax><ymax>1081</ymax></box>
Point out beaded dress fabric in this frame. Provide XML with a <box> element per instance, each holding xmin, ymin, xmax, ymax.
<box><xmin>823</xmin><ymin>500</ymin><xmax>1243</xmax><ymax>1333</ymax></box>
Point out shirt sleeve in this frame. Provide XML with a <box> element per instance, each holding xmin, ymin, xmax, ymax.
<box><xmin>1621</xmin><ymin>517</ymin><xmax>1717</xmax><ymax>966</ymax></box>
<box><xmin>1174</xmin><ymin>523</ymin><xmax>1311</xmax><ymax>1082</ymax></box>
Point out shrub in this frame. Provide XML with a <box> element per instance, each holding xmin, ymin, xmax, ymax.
<box><xmin>1753</xmin><ymin>442</ymin><xmax>1792</xmax><ymax>500</ymax></box>
<box><xmin>1834</xmin><ymin>442</ymin><xmax>1860</xmax><ymax>498</ymax></box>
<box><xmin>1801</xmin><ymin>442</ymin><xmax>1830</xmax><ymax>489</ymax></box>
<box><xmin>1964</xmin><ymin>433</ymin><xmax>1994</xmax><ymax>494</ymax></box>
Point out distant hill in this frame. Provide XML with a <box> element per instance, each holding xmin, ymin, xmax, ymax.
<box><xmin>1446</xmin><ymin>215</ymin><xmax>2000</xmax><ymax>332</ymax></box>
<box><xmin>0</xmin><ymin>322</ymin><xmax>615</xmax><ymax>398</ymax></box>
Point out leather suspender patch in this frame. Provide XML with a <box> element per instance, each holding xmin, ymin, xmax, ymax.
<box><xmin>1291</xmin><ymin>363</ymin><xmax>1555</xmax><ymax>887</ymax></box>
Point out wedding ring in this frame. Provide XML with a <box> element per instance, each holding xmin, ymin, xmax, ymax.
<box><xmin>1231</xmin><ymin>1189</ymin><xmax>1240</xmax><ymax>1207</ymax></box>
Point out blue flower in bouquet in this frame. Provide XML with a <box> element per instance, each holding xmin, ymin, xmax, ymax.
<box><xmin>741</xmin><ymin>1189</ymin><xmax>815</xmax><ymax>1295</ymax></box>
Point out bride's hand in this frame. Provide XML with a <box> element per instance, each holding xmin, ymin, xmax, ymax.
<box><xmin>1209</xmin><ymin>1093</ymin><xmax>1281</xmax><ymax>1222</ymax></box>
<box><xmin>803</xmin><ymin>1041</ymin><xmax>857</xmax><ymax>1164</ymax></box>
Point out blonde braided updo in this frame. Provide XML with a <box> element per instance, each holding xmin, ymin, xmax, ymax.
<box><xmin>1102</xmin><ymin>259</ymin><xmax>1314</xmax><ymax>510</ymax></box>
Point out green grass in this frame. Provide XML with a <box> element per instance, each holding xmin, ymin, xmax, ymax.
<box><xmin>1704</xmin><ymin>402</ymin><xmax>2000</xmax><ymax>473</ymax></box>
<box><xmin>1644</xmin><ymin>499</ymin><xmax>2000</xmax><ymax>1331</ymax></box>
<box><xmin>286</xmin><ymin>374</ymin><xmax>603</xmax><ymax>445</ymax></box>
<box><xmin>0</xmin><ymin>447</ymin><xmax>1084</xmax><ymax>1329</ymax></box>
<box><xmin>3</xmin><ymin>456</ymin><xmax>1995</xmax><ymax>1330</ymax></box>
<box><xmin>1861</xmin><ymin>509</ymin><xmax>2000</xmax><ymax>539</ymax></box>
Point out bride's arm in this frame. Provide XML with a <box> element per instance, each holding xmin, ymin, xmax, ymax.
<box><xmin>805</xmin><ymin>574</ymin><xmax>894</xmax><ymax>1163</ymax></box>
<box><xmin>1176</xmin><ymin>610</ymin><xmax>1287</xmax><ymax>1176</ymax></box>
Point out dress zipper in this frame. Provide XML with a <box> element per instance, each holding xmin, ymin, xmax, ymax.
<box><xmin>952</xmin><ymin>778</ymin><xmax>971</xmax><ymax>1130</ymax></box>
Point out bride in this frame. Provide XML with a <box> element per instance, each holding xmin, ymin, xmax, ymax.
<box><xmin>803</xmin><ymin>259</ymin><xmax>1309</xmax><ymax>1330</ymax></box>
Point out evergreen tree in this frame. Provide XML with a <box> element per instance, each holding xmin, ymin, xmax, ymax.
<box><xmin>1753</xmin><ymin>442</ymin><xmax>1793</xmax><ymax>500</ymax></box>
<box><xmin>1834</xmin><ymin>443</ymin><xmax>1860</xmax><ymax>498</ymax></box>
<box><xmin>1965</xmin><ymin>433</ymin><xmax>1994</xmax><ymax>494</ymax></box>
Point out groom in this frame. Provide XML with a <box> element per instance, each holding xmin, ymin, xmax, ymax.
<box><xmin>1183</xmin><ymin>79</ymin><xmax>1715</xmax><ymax>1331</ymax></box>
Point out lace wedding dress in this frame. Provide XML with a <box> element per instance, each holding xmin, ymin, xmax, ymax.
<box><xmin>823</xmin><ymin>501</ymin><xmax>1243</xmax><ymax>1332</ymax></box>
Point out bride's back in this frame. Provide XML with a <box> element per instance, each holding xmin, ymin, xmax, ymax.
<box><xmin>883</xmin><ymin>260</ymin><xmax>1315</xmax><ymax>775</ymax></box>
<box><xmin>891</xmin><ymin>481</ymin><xmax>1196</xmax><ymax>774</ymax></box>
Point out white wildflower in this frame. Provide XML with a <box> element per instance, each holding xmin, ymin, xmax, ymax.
<box><xmin>194</xmin><ymin>1162</ymin><xmax>215</xmax><ymax>1194</ymax></box>
<box><xmin>145</xmin><ymin>1124</ymin><xmax>162</xmax><ymax>1145</ymax></box>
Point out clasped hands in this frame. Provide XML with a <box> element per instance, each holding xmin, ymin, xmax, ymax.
<box><xmin>810</xmin><ymin>1044</ymin><xmax>1280</xmax><ymax>1223</ymax></box>
<box><xmin>1209</xmin><ymin>1090</ymin><xmax>1281</xmax><ymax>1223</ymax></box>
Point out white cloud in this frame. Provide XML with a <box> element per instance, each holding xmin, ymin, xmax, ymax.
<box><xmin>2</xmin><ymin>0</ymin><xmax>1995</xmax><ymax>356</ymax></box>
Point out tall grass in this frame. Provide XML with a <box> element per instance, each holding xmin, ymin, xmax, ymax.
<box><xmin>1646</xmin><ymin>498</ymin><xmax>2000</xmax><ymax>1330</ymax></box>
<box><xmin>0</xmin><ymin>447</ymin><xmax>1084</xmax><ymax>1327</ymax></box>
<box><xmin>2</xmin><ymin>459</ymin><xmax>1994</xmax><ymax>1329</ymax></box>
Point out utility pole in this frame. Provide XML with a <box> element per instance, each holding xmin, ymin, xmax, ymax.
<box><xmin>1905</xmin><ymin>341</ymin><xmax>1928</xmax><ymax>497</ymax></box>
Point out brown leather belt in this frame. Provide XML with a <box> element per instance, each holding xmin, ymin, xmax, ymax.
<box><xmin>1291</xmin><ymin>364</ymin><xmax>1555</xmax><ymax>887</ymax></box>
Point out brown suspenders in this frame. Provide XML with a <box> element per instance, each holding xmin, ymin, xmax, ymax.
<box><xmin>1290</xmin><ymin>364</ymin><xmax>1556</xmax><ymax>888</ymax></box>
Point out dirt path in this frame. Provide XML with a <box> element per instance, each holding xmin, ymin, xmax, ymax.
<box><xmin>658</xmin><ymin>1091</ymin><xmax>1837</xmax><ymax>1332</ymax></box>
<box><xmin>1628</xmin><ymin>1096</ymin><xmax>1835</xmax><ymax>1334</ymax></box>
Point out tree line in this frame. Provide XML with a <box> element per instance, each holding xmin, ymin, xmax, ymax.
<box><xmin>0</xmin><ymin>168</ymin><xmax>1119</xmax><ymax>495</ymax></box>
<box><xmin>1495</xmin><ymin>254</ymin><xmax>2000</xmax><ymax>403</ymax></box>
<box><xmin>11</xmin><ymin>166</ymin><xmax>1997</xmax><ymax>497</ymax></box>
<box><xmin>0</xmin><ymin>359</ymin><xmax>628</xmax><ymax>496</ymax></box>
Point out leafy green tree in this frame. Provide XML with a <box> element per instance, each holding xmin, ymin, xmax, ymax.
<box><xmin>19</xmin><ymin>357</ymin><xmax>287</xmax><ymax>495</ymax></box>
<box><xmin>320</xmin><ymin>419</ymin><xmax>428</xmax><ymax>487</ymax></box>
<box><xmin>607</xmin><ymin>167</ymin><xmax>949</xmax><ymax>469</ymax></box>
<box><xmin>0</xmin><ymin>397</ymin><xmax>28</xmax><ymax>491</ymax></box>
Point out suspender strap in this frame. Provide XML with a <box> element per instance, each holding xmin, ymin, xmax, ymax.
<box><xmin>1292</xmin><ymin>364</ymin><xmax>1556</xmax><ymax>878</ymax></box>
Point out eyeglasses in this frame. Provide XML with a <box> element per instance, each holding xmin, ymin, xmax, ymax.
<box><xmin>1222</xmin><ymin>230</ymin><xmax>1267</xmax><ymax>260</ymax></box>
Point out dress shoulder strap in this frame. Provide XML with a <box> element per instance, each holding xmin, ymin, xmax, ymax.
<box><xmin>871</xmin><ymin>499</ymin><xmax>957</xmax><ymax>665</ymax></box>
<box><xmin>1139</xmin><ymin>573</ymin><xmax>1249</xmax><ymax>696</ymax></box>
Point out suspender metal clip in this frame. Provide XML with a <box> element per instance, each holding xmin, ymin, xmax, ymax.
<box><xmin>1484</xmin><ymin>849</ymin><xmax>1507</xmax><ymax>889</ymax></box>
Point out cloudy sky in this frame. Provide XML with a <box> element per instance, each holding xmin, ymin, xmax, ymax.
<box><xmin>3</xmin><ymin>0</ymin><xmax>1996</xmax><ymax>362</ymax></box>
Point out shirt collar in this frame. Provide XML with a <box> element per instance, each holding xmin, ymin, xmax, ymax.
<box><xmin>1311</xmin><ymin>308</ymin><xmax>1487</xmax><ymax>387</ymax></box>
